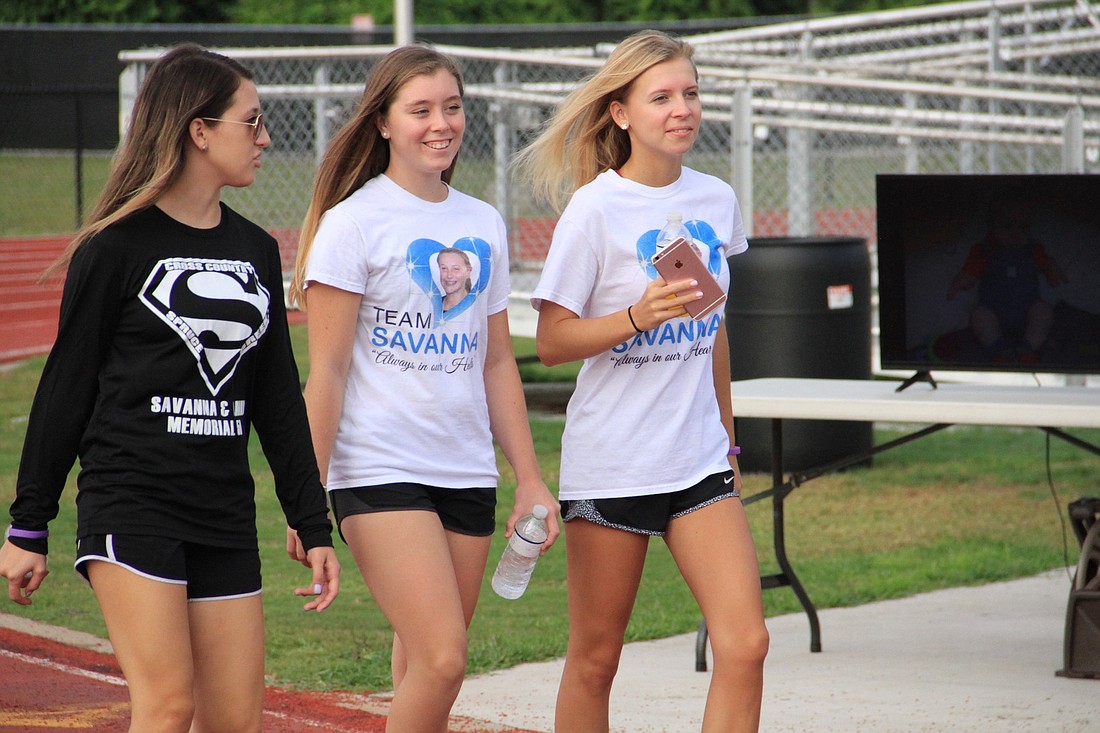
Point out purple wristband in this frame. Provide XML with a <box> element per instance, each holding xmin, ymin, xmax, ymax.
<box><xmin>7</xmin><ymin>526</ymin><xmax>48</xmax><ymax>540</ymax></box>
<box><xmin>727</xmin><ymin>446</ymin><xmax>741</xmax><ymax>456</ymax></box>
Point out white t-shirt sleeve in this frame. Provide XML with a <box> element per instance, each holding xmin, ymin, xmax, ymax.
<box><xmin>303</xmin><ymin>209</ymin><xmax>370</xmax><ymax>294</ymax></box>
<box><xmin>531</xmin><ymin>217</ymin><xmax>599</xmax><ymax>316</ymax></box>
<box><xmin>727</xmin><ymin>192</ymin><xmax>748</xmax><ymax>256</ymax></box>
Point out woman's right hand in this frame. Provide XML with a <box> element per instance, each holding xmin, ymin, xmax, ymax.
<box><xmin>0</xmin><ymin>541</ymin><xmax>49</xmax><ymax>606</ymax></box>
<box><xmin>629</xmin><ymin>275</ymin><xmax>704</xmax><ymax>332</ymax></box>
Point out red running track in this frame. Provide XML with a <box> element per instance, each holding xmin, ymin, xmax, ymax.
<box><xmin>0</xmin><ymin>208</ymin><xmax>879</xmax><ymax>364</ymax></box>
<box><xmin>0</xmin><ymin>237</ymin><xmax>67</xmax><ymax>364</ymax></box>
<box><xmin>0</xmin><ymin>622</ymin><xmax>530</xmax><ymax>732</ymax></box>
<box><xmin>0</xmin><ymin>623</ymin><xmax>393</xmax><ymax>732</ymax></box>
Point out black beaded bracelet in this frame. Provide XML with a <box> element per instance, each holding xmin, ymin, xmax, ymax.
<box><xmin>627</xmin><ymin>305</ymin><xmax>643</xmax><ymax>333</ymax></box>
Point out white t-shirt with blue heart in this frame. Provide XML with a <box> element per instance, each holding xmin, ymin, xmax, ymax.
<box><xmin>304</xmin><ymin>174</ymin><xmax>510</xmax><ymax>490</ymax></box>
<box><xmin>532</xmin><ymin>167</ymin><xmax>748</xmax><ymax>500</ymax></box>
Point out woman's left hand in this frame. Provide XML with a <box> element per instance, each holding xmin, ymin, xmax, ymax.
<box><xmin>509</xmin><ymin>480</ymin><xmax>561</xmax><ymax>553</ymax></box>
<box><xmin>293</xmin><ymin>546</ymin><xmax>341</xmax><ymax>612</ymax></box>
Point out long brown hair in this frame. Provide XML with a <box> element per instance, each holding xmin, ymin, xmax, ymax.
<box><xmin>44</xmin><ymin>43</ymin><xmax>253</xmax><ymax>279</ymax></box>
<box><xmin>514</xmin><ymin>30</ymin><xmax>696</xmax><ymax>213</ymax></box>
<box><xmin>290</xmin><ymin>45</ymin><xmax>465</xmax><ymax>308</ymax></box>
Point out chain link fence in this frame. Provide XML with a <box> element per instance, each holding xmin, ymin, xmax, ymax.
<box><xmin>113</xmin><ymin>0</ymin><xmax>1100</xmax><ymax>293</ymax></box>
<box><xmin>0</xmin><ymin>86</ymin><xmax>115</xmax><ymax>237</ymax></box>
<box><xmin>5</xmin><ymin>0</ymin><xmax>1098</xmax><ymax>295</ymax></box>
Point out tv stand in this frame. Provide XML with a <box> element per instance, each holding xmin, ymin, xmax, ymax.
<box><xmin>896</xmin><ymin>370</ymin><xmax>937</xmax><ymax>392</ymax></box>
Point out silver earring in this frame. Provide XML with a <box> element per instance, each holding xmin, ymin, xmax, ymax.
<box><xmin>620</xmin><ymin>123</ymin><xmax>628</xmax><ymax>130</ymax></box>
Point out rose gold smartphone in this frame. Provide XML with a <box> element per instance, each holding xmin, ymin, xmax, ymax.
<box><xmin>651</xmin><ymin>237</ymin><xmax>727</xmax><ymax>320</ymax></box>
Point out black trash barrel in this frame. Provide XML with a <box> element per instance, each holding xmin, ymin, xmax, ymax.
<box><xmin>726</xmin><ymin>237</ymin><xmax>873</xmax><ymax>473</ymax></box>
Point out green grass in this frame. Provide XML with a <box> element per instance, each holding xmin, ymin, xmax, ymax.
<box><xmin>1</xmin><ymin>329</ymin><xmax>1096</xmax><ymax>691</ymax></box>
<box><xmin>0</xmin><ymin>153</ymin><xmax>112</xmax><ymax>236</ymax></box>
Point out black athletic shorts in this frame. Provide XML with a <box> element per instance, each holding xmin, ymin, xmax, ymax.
<box><xmin>329</xmin><ymin>483</ymin><xmax>496</xmax><ymax>539</ymax></box>
<box><xmin>560</xmin><ymin>471</ymin><xmax>738</xmax><ymax>537</ymax></box>
<box><xmin>75</xmin><ymin>533</ymin><xmax>262</xmax><ymax>601</ymax></box>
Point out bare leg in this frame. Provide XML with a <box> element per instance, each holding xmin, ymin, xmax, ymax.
<box><xmin>88</xmin><ymin>561</ymin><xmax>196</xmax><ymax>733</ymax></box>
<box><xmin>188</xmin><ymin>594</ymin><xmax>265</xmax><ymax>732</ymax></box>
<box><xmin>665</xmin><ymin>498</ymin><xmax>769</xmax><ymax>733</ymax></box>
<box><xmin>392</xmin><ymin>527</ymin><xmax>489</xmax><ymax>692</ymax></box>
<box><xmin>343</xmin><ymin>511</ymin><xmax>490</xmax><ymax>733</ymax></box>
<box><xmin>554</xmin><ymin>520</ymin><xmax>648</xmax><ymax>733</ymax></box>
<box><xmin>389</xmin><ymin>521</ymin><xmax>488</xmax><ymax>686</ymax></box>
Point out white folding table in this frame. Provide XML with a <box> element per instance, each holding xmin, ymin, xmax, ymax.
<box><xmin>694</xmin><ymin>378</ymin><xmax>1100</xmax><ymax>666</ymax></box>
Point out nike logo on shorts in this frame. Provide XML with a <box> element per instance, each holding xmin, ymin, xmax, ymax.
<box><xmin>724</xmin><ymin>474</ymin><xmax>735</xmax><ymax>485</ymax></box>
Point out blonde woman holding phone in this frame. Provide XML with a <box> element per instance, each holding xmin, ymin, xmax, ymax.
<box><xmin>518</xmin><ymin>29</ymin><xmax>768</xmax><ymax>732</ymax></box>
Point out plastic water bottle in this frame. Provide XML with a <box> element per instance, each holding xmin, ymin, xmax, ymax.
<box><xmin>655</xmin><ymin>212</ymin><xmax>691</xmax><ymax>254</ymax></box>
<box><xmin>491</xmin><ymin>504</ymin><xmax>550</xmax><ymax>599</ymax></box>
<box><xmin>655</xmin><ymin>212</ymin><xmax>701</xmax><ymax>258</ymax></box>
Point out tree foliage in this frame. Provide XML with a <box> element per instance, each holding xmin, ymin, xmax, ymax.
<box><xmin>229</xmin><ymin>0</ymin><xmax>370</xmax><ymax>25</ymax></box>
<box><xmin>0</xmin><ymin>0</ymin><xmax>229</xmax><ymax>23</ymax></box>
<box><xmin>0</xmin><ymin>0</ymin><xmax>953</xmax><ymax>26</ymax></box>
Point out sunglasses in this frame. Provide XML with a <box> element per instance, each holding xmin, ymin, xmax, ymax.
<box><xmin>200</xmin><ymin>112</ymin><xmax>265</xmax><ymax>141</ymax></box>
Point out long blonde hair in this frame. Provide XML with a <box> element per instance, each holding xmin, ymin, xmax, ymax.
<box><xmin>44</xmin><ymin>43</ymin><xmax>253</xmax><ymax>279</ymax></box>
<box><xmin>289</xmin><ymin>45</ymin><xmax>465</xmax><ymax>308</ymax></box>
<box><xmin>514</xmin><ymin>30</ymin><xmax>696</xmax><ymax>213</ymax></box>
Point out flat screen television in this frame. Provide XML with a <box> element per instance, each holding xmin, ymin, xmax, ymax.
<box><xmin>876</xmin><ymin>174</ymin><xmax>1100</xmax><ymax>382</ymax></box>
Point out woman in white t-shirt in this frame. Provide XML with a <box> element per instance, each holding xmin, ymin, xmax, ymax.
<box><xmin>288</xmin><ymin>46</ymin><xmax>559</xmax><ymax>732</ymax></box>
<box><xmin>517</xmin><ymin>30</ymin><xmax>768</xmax><ymax>732</ymax></box>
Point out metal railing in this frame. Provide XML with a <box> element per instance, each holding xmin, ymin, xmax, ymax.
<box><xmin>108</xmin><ymin>1</ymin><xmax>1100</xmax><ymax>293</ymax></box>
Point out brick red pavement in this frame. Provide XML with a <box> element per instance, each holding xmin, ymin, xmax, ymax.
<box><xmin>0</xmin><ymin>622</ymin><xmax>528</xmax><ymax>732</ymax></box>
<box><xmin>0</xmin><ymin>237</ymin><xmax>66</xmax><ymax>364</ymax></box>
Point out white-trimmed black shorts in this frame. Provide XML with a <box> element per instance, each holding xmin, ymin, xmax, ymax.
<box><xmin>75</xmin><ymin>534</ymin><xmax>262</xmax><ymax>601</ymax></box>
<box><xmin>560</xmin><ymin>471</ymin><xmax>738</xmax><ymax>537</ymax></box>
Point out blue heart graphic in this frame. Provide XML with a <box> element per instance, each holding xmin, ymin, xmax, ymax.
<box><xmin>636</xmin><ymin>219</ymin><xmax>723</xmax><ymax>279</ymax></box>
<box><xmin>406</xmin><ymin>237</ymin><xmax>492</xmax><ymax>324</ymax></box>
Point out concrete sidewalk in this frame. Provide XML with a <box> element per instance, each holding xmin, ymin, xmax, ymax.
<box><xmin>451</xmin><ymin>569</ymin><xmax>1097</xmax><ymax>733</ymax></box>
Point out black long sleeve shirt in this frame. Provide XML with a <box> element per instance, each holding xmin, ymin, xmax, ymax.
<box><xmin>8</xmin><ymin>204</ymin><xmax>332</xmax><ymax>554</ymax></box>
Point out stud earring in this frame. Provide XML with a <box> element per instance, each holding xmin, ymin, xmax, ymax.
<box><xmin>381</xmin><ymin>132</ymin><xmax>390</xmax><ymax>139</ymax></box>
<box><xmin>620</xmin><ymin>123</ymin><xmax>628</xmax><ymax>130</ymax></box>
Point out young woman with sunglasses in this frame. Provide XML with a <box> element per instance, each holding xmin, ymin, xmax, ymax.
<box><xmin>0</xmin><ymin>43</ymin><xmax>339</xmax><ymax>732</ymax></box>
